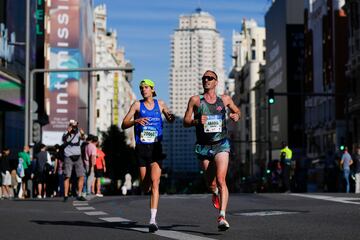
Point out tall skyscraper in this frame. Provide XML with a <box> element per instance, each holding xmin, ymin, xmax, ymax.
<box><xmin>164</xmin><ymin>8</ymin><xmax>225</xmax><ymax>174</ymax></box>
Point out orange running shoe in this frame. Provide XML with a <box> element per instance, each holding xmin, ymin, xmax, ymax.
<box><xmin>212</xmin><ymin>192</ymin><xmax>220</xmax><ymax>209</ymax></box>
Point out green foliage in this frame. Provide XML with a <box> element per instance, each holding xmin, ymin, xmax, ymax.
<box><xmin>101</xmin><ymin>125</ymin><xmax>137</xmax><ymax>181</ymax></box>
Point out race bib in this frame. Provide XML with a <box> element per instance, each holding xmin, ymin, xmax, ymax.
<box><xmin>140</xmin><ymin>128</ymin><xmax>158</xmax><ymax>143</ymax></box>
<box><xmin>204</xmin><ymin>115</ymin><xmax>222</xmax><ymax>133</ymax></box>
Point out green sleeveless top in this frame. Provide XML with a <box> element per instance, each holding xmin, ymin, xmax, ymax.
<box><xmin>195</xmin><ymin>95</ymin><xmax>227</xmax><ymax>144</ymax></box>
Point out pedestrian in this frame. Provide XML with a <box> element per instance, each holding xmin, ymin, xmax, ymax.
<box><xmin>0</xmin><ymin>148</ymin><xmax>12</xmax><ymax>199</ymax></box>
<box><xmin>280</xmin><ymin>141</ymin><xmax>293</xmax><ymax>193</ymax></box>
<box><xmin>183</xmin><ymin>70</ymin><xmax>241</xmax><ymax>231</ymax></box>
<box><xmin>18</xmin><ymin>146</ymin><xmax>31</xmax><ymax>198</ymax></box>
<box><xmin>62</xmin><ymin>119</ymin><xmax>86</xmax><ymax>201</ymax></box>
<box><xmin>341</xmin><ymin>146</ymin><xmax>353</xmax><ymax>193</ymax></box>
<box><xmin>83</xmin><ymin>135</ymin><xmax>98</xmax><ymax>196</ymax></box>
<box><xmin>121</xmin><ymin>78</ymin><xmax>175</xmax><ymax>232</ymax></box>
<box><xmin>9</xmin><ymin>152</ymin><xmax>20</xmax><ymax>197</ymax></box>
<box><xmin>353</xmin><ymin>146</ymin><xmax>360</xmax><ymax>194</ymax></box>
<box><xmin>95</xmin><ymin>145</ymin><xmax>106</xmax><ymax>197</ymax></box>
<box><xmin>33</xmin><ymin>144</ymin><xmax>50</xmax><ymax>198</ymax></box>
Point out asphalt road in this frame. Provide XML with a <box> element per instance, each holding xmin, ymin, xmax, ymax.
<box><xmin>0</xmin><ymin>193</ymin><xmax>359</xmax><ymax>240</ymax></box>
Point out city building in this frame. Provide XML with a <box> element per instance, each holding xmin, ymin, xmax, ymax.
<box><xmin>265</xmin><ymin>0</ymin><xmax>305</xmax><ymax>159</ymax></box>
<box><xmin>345</xmin><ymin>0</ymin><xmax>360</xmax><ymax>147</ymax></box>
<box><xmin>228</xmin><ymin>19</ymin><xmax>266</xmax><ymax>183</ymax></box>
<box><xmin>164</xmin><ymin>8</ymin><xmax>225</xmax><ymax>174</ymax></box>
<box><xmin>0</xmin><ymin>0</ymin><xmax>45</xmax><ymax>149</ymax></box>
<box><xmin>94</xmin><ymin>4</ymin><xmax>136</xmax><ymax>146</ymax></box>
<box><xmin>304</xmin><ymin>0</ymin><xmax>348</xmax><ymax>158</ymax></box>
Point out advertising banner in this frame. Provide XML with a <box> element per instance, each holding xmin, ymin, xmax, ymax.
<box><xmin>43</xmin><ymin>0</ymin><xmax>83</xmax><ymax>145</ymax></box>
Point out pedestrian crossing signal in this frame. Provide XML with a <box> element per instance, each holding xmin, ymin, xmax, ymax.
<box><xmin>340</xmin><ymin>145</ymin><xmax>345</xmax><ymax>151</ymax></box>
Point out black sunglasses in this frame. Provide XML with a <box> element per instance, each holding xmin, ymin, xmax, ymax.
<box><xmin>202</xmin><ymin>76</ymin><xmax>216</xmax><ymax>81</ymax></box>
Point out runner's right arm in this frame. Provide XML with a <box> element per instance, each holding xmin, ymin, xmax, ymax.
<box><xmin>121</xmin><ymin>101</ymin><xmax>148</xmax><ymax>129</ymax></box>
<box><xmin>183</xmin><ymin>96</ymin><xmax>199</xmax><ymax>128</ymax></box>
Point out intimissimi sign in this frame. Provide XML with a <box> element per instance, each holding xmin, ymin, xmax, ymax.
<box><xmin>43</xmin><ymin>0</ymin><xmax>83</xmax><ymax>145</ymax></box>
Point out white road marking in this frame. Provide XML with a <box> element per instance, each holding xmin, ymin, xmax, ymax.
<box><xmin>291</xmin><ymin>194</ymin><xmax>360</xmax><ymax>205</ymax></box>
<box><xmin>161</xmin><ymin>194</ymin><xmax>208</xmax><ymax>199</ymax></box>
<box><xmin>130</xmin><ymin>228</ymin><xmax>216</xmax><ymax>240</ymax></box>
<box><xmin>76</xmin><ymin>197</ymin><xmax>217</xmax><ymax>240</ymax></box>
<box><xmin>84</xmin><ymin>211</ymin><xmax>108</xmax><ymax>216</ymax></box>
<box><xmin>99</xmin><ymin>217</ymin><xmax>133</xmax><ymax>223</ymax></box>
<box><xmin>76</xmin><ymin>206</ymin><xmax>95</xmax><ymax>210</ymax></box>
<box><xmin>155</xmin><ymin>230</ymin><xmax>216</xmax><ymax>240</ymax></box>
<box><xmin>73</xmin><ymin>202</ymin><xmax>89</xmax><ymax>206</ymax></box>
<box><xmin>235</xmin><ymin>211</ymin><xmax>300</xmax><ymax>216</ymax></box>
<box><xmin>73</xmin><ymin>201</ymin><xmax>89</xmax><ymax>205</ymax></box>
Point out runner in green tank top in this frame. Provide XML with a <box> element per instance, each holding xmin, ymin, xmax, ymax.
<box><xmin>183</xmin><ymin>70</ymin><xmax>241</xmax><ymax>231</ymax></box>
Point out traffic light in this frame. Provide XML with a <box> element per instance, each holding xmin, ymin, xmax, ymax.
<box><xmin>339</xmin><ymin>137</ymin><xmax>345</xmax><ymax>151</ymax></box>
<box><xmin>32</xmin><ymin>121</ymin><xmax>41</xmax><ymax>143</ymax></box>
<box><xmin>268</xmin><ymin>88</ymin><xmax>275</xmax><ymax>104</ymax></box>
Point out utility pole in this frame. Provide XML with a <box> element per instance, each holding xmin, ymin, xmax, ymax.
<box><xmin>24</xmin><ymin>0</ymin><xmax>30</xmax><ymax>146</ymax></box>
<box><xmin>268</xmin><ymin>101</ymin><xmax>272</xmax><ymax>163</ymax></box>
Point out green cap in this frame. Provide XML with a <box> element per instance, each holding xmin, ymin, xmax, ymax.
<box><xmin>140</xmin><ymin>79</ymin><xmax>155</xmax><ymax>87</ymax></box>
<box><xmin>140</xmin><ymin>79</ymin><xmax>156</xmax><ymax>96</ymax></box>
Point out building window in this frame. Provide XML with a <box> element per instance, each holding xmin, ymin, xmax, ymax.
<box><xmin>251</xmin><ymin>50</ymin><xmax>256</xmax><ymax>60</ymax></box>
<box><xmin>97</xmin><ymin>109</ymin><xmax>100</xmax><ymax>118</ymax></box>
<box><xmin>251</xmin><ymin>39</ymin><xmax>256</xmax><ymax>47</ymax></box>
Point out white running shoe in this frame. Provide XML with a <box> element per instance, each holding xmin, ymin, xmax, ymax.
<box><xmin>217</xmin><ymin>216</ymin><xmax>230</xmax><ymax>231</ymax></box>
<box><xmin>96</xmin><ymin>193</ymin><xmax>103</xmax><ymax>197</ymax></box>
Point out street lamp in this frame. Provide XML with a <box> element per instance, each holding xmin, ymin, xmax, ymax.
<box><xmin>26</xmin><ymin>66</ymin><xmax>134</xmax><ymax>145</ymax></box>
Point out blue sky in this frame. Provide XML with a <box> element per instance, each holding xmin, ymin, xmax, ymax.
<box><xmin>93</xmin><ymin>0</ymin><xmax>271</xmax><ymax>104</ymax></box>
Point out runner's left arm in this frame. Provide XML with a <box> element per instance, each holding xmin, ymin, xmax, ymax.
<box><xmin>222</xmin><ymin>95</ymin><xmax>241</xmax><ymax>122</ymax></box>
<box><xmin>159</xmin><ymin>100</ymin><xmax>175</xmax><ymax>123</ymax></box>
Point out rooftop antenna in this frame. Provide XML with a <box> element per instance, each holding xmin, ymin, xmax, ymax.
<box><xmin>195</xmin><ymin>0</ymin><xmax>202</xmax><ymax>13</ymax></box>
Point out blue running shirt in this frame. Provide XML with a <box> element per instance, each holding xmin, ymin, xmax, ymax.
<box><xmin>135</xmin><ymin>100</ymin><xmax>163</xmax><ymax>144</ymax></box>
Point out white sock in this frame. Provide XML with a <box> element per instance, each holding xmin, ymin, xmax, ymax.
<box><xmin>213</xmin><ymin>187</ymin><xmax>219</xmax><ymax>195</ymax></box>
<box><xmin>219</xmin><ymin>210</ymin><xmax>226</xmax><ymax>218</ymax></box>
<box><xmin>150</xmin><ymin>208</ymin><xmax>157</xmax><ymax>224</ymax></box>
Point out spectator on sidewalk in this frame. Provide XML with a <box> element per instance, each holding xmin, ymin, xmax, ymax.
<box><xmin>33</xmin><ymin>144</ymin><xmax>51</xmax><ymax>199</ymax></box>
<box><xmin>18</xmin><ymin>146</ymin><xmax>31</xmax><ymax>198</ymax></box>
<box><xmin>340</xmin><ymin>146</ymin><xmax>353</xmax><ymax>193</ymax></box>
<box><xmin>95</xmin><ymin>146</ymin><xmax>106</xmax><ymax>197</ymax></box>
<box><xmin>62</xmin><ymin>120</ymin><xmax>86</xmax><ymax>202</ymax></box>
<box><xmin>353</xmin><ymin>146</ymin><xmax>360</xmax><ymax>194</ymax></box>
<box><xmin>83</xmin><ymin>135</ymin><xmax>98</xmax><ymax>196</ymax></box>
<box><xmin>0</xmin><ymin>148</ymin><xmax>12</xmax><ymax>199</ymax></box>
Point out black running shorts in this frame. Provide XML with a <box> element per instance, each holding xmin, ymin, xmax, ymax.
<box><xmin>135</xmin><ymin>142</ymin><xmax>165</xmax><ymax>167</ymax></box>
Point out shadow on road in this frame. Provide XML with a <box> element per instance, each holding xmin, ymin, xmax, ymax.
<box><xmin>32</xmin><ymin>220</ymin><xmax>221</xmax><ymax>236</ymax></box>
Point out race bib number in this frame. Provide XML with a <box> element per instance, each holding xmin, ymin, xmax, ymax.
<box><xmin>204</xmin><ymin>115</ymin><xmax>222</xmax><ymax>133</ymax></box>
<box><xmin>140</xmin><ymin>128</ymin><xmax>158</xmax><ymax>143</ymax></box>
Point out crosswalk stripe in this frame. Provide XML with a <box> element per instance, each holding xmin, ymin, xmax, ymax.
<box><xmin>76</xmin><ymin>206</ymin><xmax>95</xmax><ymax>210</ymax></box>
<box><xmin>130</xmin><ymin>228</ymin><xmax>216</xmax><ymax>240</ymax></box>
<box><xmin>73</xmin><ymin>202</ymin><xmax>89</xmax><ymax>206</ymax></box>
<box><xmin>99</xmin><ymin>217</ymin><xmax>133</xmax><ymax>223</ymax></box>
<box><xmin>84</xmin><ymin>211</ymin><xmax>108</xmax><ymax>216</ymax></box>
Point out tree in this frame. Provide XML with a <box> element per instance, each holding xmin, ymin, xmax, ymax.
<box><xmin>101</xmin><ymin>125</ymin><xmax>137</xmax><ymax>192</ymax></box>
